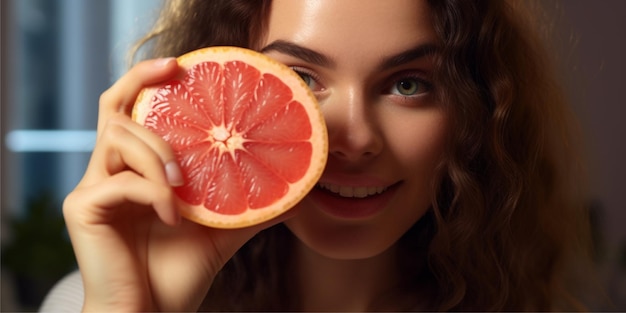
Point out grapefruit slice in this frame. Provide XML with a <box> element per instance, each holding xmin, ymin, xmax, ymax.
<box><xmin>133</xmin><ymin>46</ymin><xmax>327</xmax><ymax>228</ymax></box>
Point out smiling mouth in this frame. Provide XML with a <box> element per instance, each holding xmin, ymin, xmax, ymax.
<box><xmin>317</xmin><ymin>182</ymin><xmax>389</xmax><ymax>198</ymax></box>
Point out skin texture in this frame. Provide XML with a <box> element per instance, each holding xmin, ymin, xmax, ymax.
<box><xmin>93</xmin><ymin>0</ymin><xmax>594</xmax><ymax>310</ymax></box>
<box><xmin>63</xmin><ymin>58</ymin><xmax>295</xmax><ymax>312</ymax></box>
<box><xmin>265</xmin><ymin>0</ymin><xmax>445</xmax><ymax>259</ymax></box>
<box><xmin>63</xmin><ymin>0</ymin><xmax>447</xmax><ymax>311</ymax></box>
<box><xmin>261</xmin><ymin>0</ymin><xmax>447</xmax><ymax>309</ymax></box>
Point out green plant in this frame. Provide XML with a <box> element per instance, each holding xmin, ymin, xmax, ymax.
<box><xmin>1</xmin><ymin>193</ymin><xmax>76</xmax><ymax>307</ymax></box>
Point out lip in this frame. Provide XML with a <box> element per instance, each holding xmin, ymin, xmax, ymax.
<box><xmin>308</xmin><ymin>177</ymin><xmax>401</xmax><ymax>220</ymax></box>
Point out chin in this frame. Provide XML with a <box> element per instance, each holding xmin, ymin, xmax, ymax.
<box><xmin>308</xmin><ymin>232</ymin><xmax>393</xmax><ymax>260</ymax></box>
<box><xmin>283</xmin><ymin>203</ymin><xmax>405</xmax><ymax>261</ymax></box>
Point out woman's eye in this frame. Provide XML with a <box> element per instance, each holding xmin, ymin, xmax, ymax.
<box><xmin>291</xmin><ymin>67</ymin><xmax>324</xmax><ymax>92</ymax></box>
<box><xmin>390</xmin><ymin>77</ymin><xmax>430</xmax><ymax>96</ymax></box>
<box><xmin>298</xmin><ymin>72</ymin><xmax>314</xmax><ymax>87</ymax></box>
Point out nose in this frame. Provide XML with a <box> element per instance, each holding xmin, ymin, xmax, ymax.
<box><xmin>322</xmin><ymin>86</ymin><xmax>383</xmax><ymax>163</ymax></box>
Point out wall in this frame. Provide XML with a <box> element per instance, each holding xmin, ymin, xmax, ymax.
<box><xmin>558</xmin><ymin>1</ymin><xmax>626</xmax><ymax>308</ymax></box>
<box><xmin>559</xmin><ymin>0</ymin><xmax>626</xmax><ymax>247</ymax></box>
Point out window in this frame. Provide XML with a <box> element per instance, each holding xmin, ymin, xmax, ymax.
<box><xmin>1</xmin><ymin>0</ymin><xmax>162</xmax><ymax>310</ymax></box>
<box><xmin>2</xmin><ymin>0</ymin><xmax>162</xmax><ymax>215</ymax></box>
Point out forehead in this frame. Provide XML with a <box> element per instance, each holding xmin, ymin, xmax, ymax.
<box><xmin>264</xmin><ymin>0</ymin><xmax>437</xmax><ymax>61</ymax></box>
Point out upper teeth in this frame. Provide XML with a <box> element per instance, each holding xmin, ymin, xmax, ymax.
<box><xmin>318</xmin><ymin>182</ymin><xmax>387</xmax><ymax>198</ymax></box>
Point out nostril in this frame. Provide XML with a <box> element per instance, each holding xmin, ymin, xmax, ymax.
<box><xmin>323</xmin><ymin>93</ymin><xmax>383</xmax><ymax>162</ymax></box>
<box><xmin>328</xmin><ymin>137</ymin><xmax>382</xmax><ymax>162</ymax></box>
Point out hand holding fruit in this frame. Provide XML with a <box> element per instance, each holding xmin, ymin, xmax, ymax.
<box><xmin>62</xmin><ymin>57</ymin><xmax>269</xmax><ymax>312</ymax></box>
<box><xmin>63</xmin><ymin>47</ymin><xmax>325</xmax><ymax>311</ymax></box>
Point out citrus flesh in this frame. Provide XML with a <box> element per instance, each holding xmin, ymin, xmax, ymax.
<box><xmin>133</xmin><ymin>47</ymin><xmax>327</xmax><ymax>228</ymax></box>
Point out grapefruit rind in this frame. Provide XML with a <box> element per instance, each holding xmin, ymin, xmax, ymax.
<box><xmin>133</xmin><ymin>46</ymin><xmax>327</xmax><ymax>229</ymax></box>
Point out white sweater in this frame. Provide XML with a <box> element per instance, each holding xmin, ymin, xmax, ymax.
<box><xmin>39</xmin><ymin>270</ymin><xmax>83</xmax><ymax>312</ymax></box>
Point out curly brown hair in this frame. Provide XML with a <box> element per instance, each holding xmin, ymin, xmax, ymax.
<box><xmin>425</xmin><ymin>0</ymin><xmax>593</xmax><ymax>310</ymax></box>
<box><xmin>133</xmin><ymin>0</ymin><xmax>595</xmax><ymax>310</ymax></box>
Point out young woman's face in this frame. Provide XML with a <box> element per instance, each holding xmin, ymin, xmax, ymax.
<box><xmin>261</xmin><ymin>0</ymin><xmax>447</xmax><ymax>260</ymax></box>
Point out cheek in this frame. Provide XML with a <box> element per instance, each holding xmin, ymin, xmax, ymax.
<box><xmin>384</xmin><ymin>109</ymin><xmax>448</xmax><ymax>170</ymax></box>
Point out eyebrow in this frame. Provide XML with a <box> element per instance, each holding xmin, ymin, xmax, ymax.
<box><xmin>261</xmin><ymin>40</ymin><xmax>336</xmax><ymax>68</ymax></box>
<box><xmin>260</xmin><ymin>40</ymin><xmax>438</xmax><ymax>70</ymax></box>
<box><xmin>379</xmin><ymin>44</ymin><xmax>438</xmax><ymax>70</ymax></box>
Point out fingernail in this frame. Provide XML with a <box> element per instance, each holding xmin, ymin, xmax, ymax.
<box><xmin>165</xmin><ymin>161</ymin><xmax>184</xmax><ymax>187</ymax></box>
<box><xmin>154</xmin><ymin>57</ymin><xmax>175</xmax><ymax>68</ymax></box>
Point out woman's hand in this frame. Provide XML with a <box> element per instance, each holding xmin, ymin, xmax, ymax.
<box><xmin>63</xmin><ymin>58</ymin><xmax>289</xmax><ymax>312</ymax></box>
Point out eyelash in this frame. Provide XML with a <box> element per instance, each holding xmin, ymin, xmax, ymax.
<box><xmin>290</xmin><ymin>66</ymin><xmax>325</xmax><ymax>93</ymax></box>
<box><xmin>385</xmin><ymin>73</ymin><xmax>432</xmax><ymax>97</ymax></box>
<box><xmin>290</xmin><ymin>67</ymin><xmax>433</xmax><ymax>105</ymax></box>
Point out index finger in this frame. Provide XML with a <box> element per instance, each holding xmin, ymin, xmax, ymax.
<box><xmin>97</xmin><ymin>58</ymin><xmax>178</xmax><ymax>134</ymax></box>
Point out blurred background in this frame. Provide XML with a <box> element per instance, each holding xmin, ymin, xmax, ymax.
<box><xmin>1</xmin><ymin>0</ymin><xmax>625</xmax><ymax>311</ymax></box>
<box><xmin>1</xmin><ymin>0</ymin><xmax>162</xmax><ymax>310</ymax></box>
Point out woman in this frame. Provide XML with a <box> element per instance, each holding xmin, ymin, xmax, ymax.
<box><xmin>48</xmin><ymin>0</ymin><xmax>594</xmax><ymax>311</ymax></box>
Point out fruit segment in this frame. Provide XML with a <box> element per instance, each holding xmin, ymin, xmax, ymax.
<box><xmin>144</xmin><ymin>60</ymin><xmax>313</xmax><ymax>215</ymax></box>
<box><xmin>243</xmin><ymin>142</ymin><xmax>312</xmax><ymax>183</ymax></box>
<box><xmin>243</xmin><ymin>100</ymin><xmax>312</xmax><ymax>141</ymax></box>
<box><xmin>236</xmin><ymin>73</ymin><xmax>294</xmax><ymax>133</ymax></box>
<box><xmin>236</xmin><ymin>150</ymin><xmax>289</xmax><ymax>209</ymax></box>
<box><xmin>134</xmin><ymin>46</ymin><xmax>327</xmax><ymax>228</ymax></box>
<box><xmin>184</xmin><ymin>62</ymin><xmax>224</xmax><ymax>126</ymax></box>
